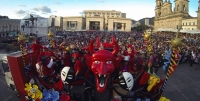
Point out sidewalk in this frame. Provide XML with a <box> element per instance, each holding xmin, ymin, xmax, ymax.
<box><xmin>158</xmin><ymin>63</ymin><xmax>200</xmax><ymax>101</ymax></box>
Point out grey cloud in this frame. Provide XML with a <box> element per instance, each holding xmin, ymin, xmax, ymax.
<box><xmin>15</xmin><ymin>9</ymin><xmax>27</xmax><ymax>15</ymax></box>
<box><xmin>38</xmin><ymin>6</ymin><xmax>52</xmax><ymax>13</ymax></box>
<box><xmin>32</xmin><ymin>7</ymin><xmax>39</xmax><ymax>11</ymax></box>
<box><xmin>18</xmin><ymin>4</ymin><xmax>26</xmax><ymax>7</ymax></box>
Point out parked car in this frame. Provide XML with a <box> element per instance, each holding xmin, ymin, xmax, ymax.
<box><xmin>1</xmin><ymin>54</ymin><xmax>18</xmax><ymax>96</ymax></box>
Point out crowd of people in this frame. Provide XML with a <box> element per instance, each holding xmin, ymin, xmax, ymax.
<box><xmin>31</xmin><ymin>31</ymin><xmax>200</xmax><ymax>76</ymax></box>
<box><xmin>27</xmin><ymin>31</ymin><xmax>200</xmax><ymax>100</ymax></box>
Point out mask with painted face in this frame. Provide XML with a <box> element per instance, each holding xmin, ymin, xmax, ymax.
<box><xmin>61</xmin><ymin>66</ymin><xmax>75</xmax><ymax>84</ymax></box>
<box><xmin>87</xmin><ymin>39</ymin><xmax>119</xmax><ymax>92</ymax></box>
<box><xmin>118</xmin><ymin>72</ymin><xmax>134</xmax><ymax>91</ymax></box>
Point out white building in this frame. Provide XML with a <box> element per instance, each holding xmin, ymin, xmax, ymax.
<box><xmin>20</xmin><ymin>14</ymin><xmax>48</xmax><ymax>37</ymax></box>
<box><xmin>145</xmin><ymin>19</ymin><xmax>149</xmax><ymax>26</ymax></box>
<box><xmin>48</xmin><ymin>15</ymin><xmax>63</xmax><ymax>31</ymax></box>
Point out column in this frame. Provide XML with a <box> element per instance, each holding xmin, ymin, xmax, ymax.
<box><xmin>115</xmin><ymin>23</ymin><xmax>117</xmax><ymax>30</ymax></box>
<box><xmin>75</xmin><ymin>21</ymin><xmax>77</xmax><ymax>30</ymax></box>
<box><xmin>86</xmin><ymin>20</ymin><xmax>90</xmax><ymax>30</ymax></box>
<box><xmin>121</xmin><ymin>23</ymin><xmax>124</xmax><ymax>31</ymax></box>
<box><xmin>100</xmin><ymin>21</ymin><xmax>103</xmax><ymax>30</ymax></box>
<box><xmin>68</xmin><ymin>21</ymin><xmax>71</xmax><ymax>30</ymax></box>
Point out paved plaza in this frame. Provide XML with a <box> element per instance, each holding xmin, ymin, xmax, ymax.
<box><xmin>0</xmin><ymin>51</ymin><xmax>200</xmax><ymax>101</ymax></box>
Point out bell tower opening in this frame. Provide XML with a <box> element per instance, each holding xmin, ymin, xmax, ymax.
<box><xmin>174</xmin><ymin>0</ymin><xmax>189</xmax><ymax>13</ymax></box>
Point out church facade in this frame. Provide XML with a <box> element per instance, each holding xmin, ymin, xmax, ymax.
<box><xmin>154</xmin><ymin>0</ymin><xmax>200</xmax><ymax>31</ymax></box>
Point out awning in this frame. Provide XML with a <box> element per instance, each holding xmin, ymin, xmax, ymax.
<box><xmin>189</xmin><ymin>29</ymin><xmax>200</xmax><ymax>34</ymax></box>
<box><xmin>180</xmin><ymin>29</ymin><xmax>190</xmax><ymax>33</ymax></box>
<box><xmin>8</xmin><ymin>32</ymin><xmax>17</xmax><ymax>36</ymax></box>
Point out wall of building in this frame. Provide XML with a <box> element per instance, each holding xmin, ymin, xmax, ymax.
<box><xmin>0</xmin><ymin>19</ymin><xmax>20</xmax><ymax>36</ymax></box>
<box><xmin>145</xmin><ymin>19</ymin><xmax>149</xmax><ymax>26</ymax></box>
<box><xmin>154</xmin><ymin>16</ymin><xmax>183</xmax><ymax>31</ymax></box>
<box><xmin>121</xmin><ymin>13</ymin><xmax>126</xmax><ymax>18</ymax></box>
<box><xmin>63</xmin><ymin>17</ymin><xmax>84</xmax><ymax>31</ymax></box>
<box><xmin>86</xmin><ymin>17</ymin><xmax>104</xmax><ymax>30</ymax></box>
<box><xmin>197</xmin><ymin>10</ymin><xmax>200</xmax><ymax>30</ymax></box>
<box><xmin>20</xmin><ymin>17</ymin><xmax>48</xmax><ymax>37</ymax></box>
<box><xmin>107</xmin><ymin>18</ymin><xmax>131</xmax><ymax>31</ymax></box>
<box><xmin>182</xmin><ymin>18</ymin><xmax>197</xmax><ymax>30</ymax></box>
<box><xmin>154</xmin><ymin>0</ymin><xmax>191</xmax><ymax>31</ymax></box>
<box><xmin>83</xmin><ymin>10</ymin><xmax>122</xmax><ymax>30</ymax></box>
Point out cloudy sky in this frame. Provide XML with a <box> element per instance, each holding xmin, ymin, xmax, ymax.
<box><xmin>0</xmin><ymin>0</ymin><xmax>199</xmax><ymax>21</ymax></box>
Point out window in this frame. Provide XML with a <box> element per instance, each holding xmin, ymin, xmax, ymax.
<box><xmin>159</xmin><ymin>12</ymin><xmax>161</xmax><ymax>16</ymax></box>
<box><xmin>85</xmin><ymin>12</ymin><xmax>88</xmax><ymax>14</ymax></box>
<box><xmin>177</xmin><ymin>5</ymin><xmax>179</xmax><ymax>11</ymax></box>
<box><xmin>193</xmin><ymin>22</ymin><xmax>195</xmax><ymax>25</ymax></box>
<box><xmin>93</xmin><ymin>12</ymin><xmax>96</xmax><ymax>14</ymax></box>
<box><xmin>116</xmin><ymin>13</ymin><xmax>120</xmax><ymax>15</ymax></box>
<box><xmin>102</xmin><ymin>13</ymin><xmax>105</xmax><ymax>15</ymax></box>
<box><xmin>107</xmin><ymin>16</ymin><xmax>109</xmax><ymax>18</ymax></box>
<box><xmin>70</xmin><ymin>24</ymin><xmax>75</xmax><ymax>27</ymax></box>
<box><xmin>192</xmin><ymin>28</ymin><xmax>194</xmax><ymax>30</ymax></box>
<box><xmin>182</xmin><ymin>23</ymin><xmax>184</xmax><ymax>25</ymax></box>
<box><xmin>112</xmin><ymin>16</ymin><xmax>114</xmax><ymax>17</ymax></box>
<box><xmin>111</xmin><ymin>13</ymin><xmax>114</xmax><ymax>15</ymax></box>
<box><xmin>98</xmin><ymin>12</ymin><xmax>100</xmax><ymax>14</ymax></box>
<box><xmin>89</xmin><ymin>12</ymin><xmax>92</xmax><ymax>14</ymax></box>
<box><xmin>183</xmin><ymin>5</ymin><xmax>186</xmax><ymax>11</ymax></box>
<box><xmin>107</xmin><ymin>13</ymin><xmax>110</xmax><ymax>15</ymax></box>
<box><xmin>189</xmin><ymin>23</ymin><xmax>191</xmax><ymax>25</ymax></box>
<box><xmin>186</xmin><ymin>23</ymin><xmax>187</xmax><ymax>25</ymax></box>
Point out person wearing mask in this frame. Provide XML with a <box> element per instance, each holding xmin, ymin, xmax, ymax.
<box><xmin>152</xmin><ymin>57</ymin><xmax>160</xmax><ymax>75</ymax></box>
<box><xmin>30</xmin><ymin>39</ymin><xmax>43</xmax><ymax>52</ymax></box>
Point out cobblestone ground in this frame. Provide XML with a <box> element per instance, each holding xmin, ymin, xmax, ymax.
<box><xmin>0</xmin><ymin>51</ymin><xmax>200</xmax><ymax>101</ymax></box>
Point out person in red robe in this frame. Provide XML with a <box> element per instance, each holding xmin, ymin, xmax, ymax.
<box><xmin>37</xmin><ymin>47</ymin><xmax>56</xmax><ymax>75</ymax></box>
<box><xmin>119</xmin><ymin>55</ymin><xmax>132</xmax><ymax>74</ymax></box>
<box><xmin>123</xmin><ymin>44</ymin><xmax>136</xmax><ymax>61</ymax></box>
<box><xmin>63</xmin><ymin>47</ymin><xmax>72</xmax><ymax>67</ymax></box>
<box><xmin>30</xmin><ymin>39</ymin><xmax>43</xmax><ymax>52</ymax></box>
<box><xmin>72</xmin><ymin>53</ymin><xmax>85</xmax><ymax>77</ymax></box>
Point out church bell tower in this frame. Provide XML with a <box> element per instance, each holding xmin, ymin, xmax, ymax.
<box><xmin>174</xmin><ymin>0</ymin><xmax>189</xmax><ymax>14</ymax></box>
<box><xmin>155</xmin><ymin>0</ymin><xmax>163</xmax><ymax>18</ymax></box>
<box><xmin>197</xmin><ymin>0</ymin><xmax>200</xmax><ymax>30</ymax></box>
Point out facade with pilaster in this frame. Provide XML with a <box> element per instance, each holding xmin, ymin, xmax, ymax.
<box><xmin>63</xmin><ymin>16</ymin><xmax>86</xmax><ymax>31</ymax></box>
<box><xmin>62</xmin><ymin>10</ymin><xmax>131</xmax><ymax>32</ymax></box>
<box><xmin>154</xmin><ymin>0</ymin><xmax>191</xmax><ymax>31</ymax></box>
<box><xmin>0</xmin><ymin>16</ymin><xmax>20</xmax><ymax>37</ymax></box>
<box><xmin>154</xmin><ymin>0</ymin><xmax>200</xmax><ymax>31</ymax></box>
<box><xmin>197</xmin><ymin>0</ymin><xmax>200</xmax><ymax>30</ymax></box>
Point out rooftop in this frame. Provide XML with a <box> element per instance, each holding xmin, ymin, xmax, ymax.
<box><xmin>83</xmin><ymin>10</ymin><xmax>121</xmax><ymax>13</ymax></box>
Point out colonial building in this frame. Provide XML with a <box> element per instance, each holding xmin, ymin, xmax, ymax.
<box><xmin>182</xmin><ymin>17</ymin><xmax>197</xmax><ymax>30</ymax></box>
<box><xmin>154</xmin><ymin>0</ymin><xmax>200</xmax><ymax>32</ymax></box>
<box><xmin>154</xmin><ymin>0</ymin><xmax>191</xmax><ymax>31</ymax></box>
<box><xmin>62</xmin><ymin>10</ymin><xmax>132</xmax><ymax>31</ymax></box>
<box><xmin>0</xmin><ymin>16</ymin><xmax>20</xmax><ymax>37</ymax></box>
<box><xmin>197</xmin><ymin>0</ymin><xmax>200</xmax><ymax>30</ymax></box>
